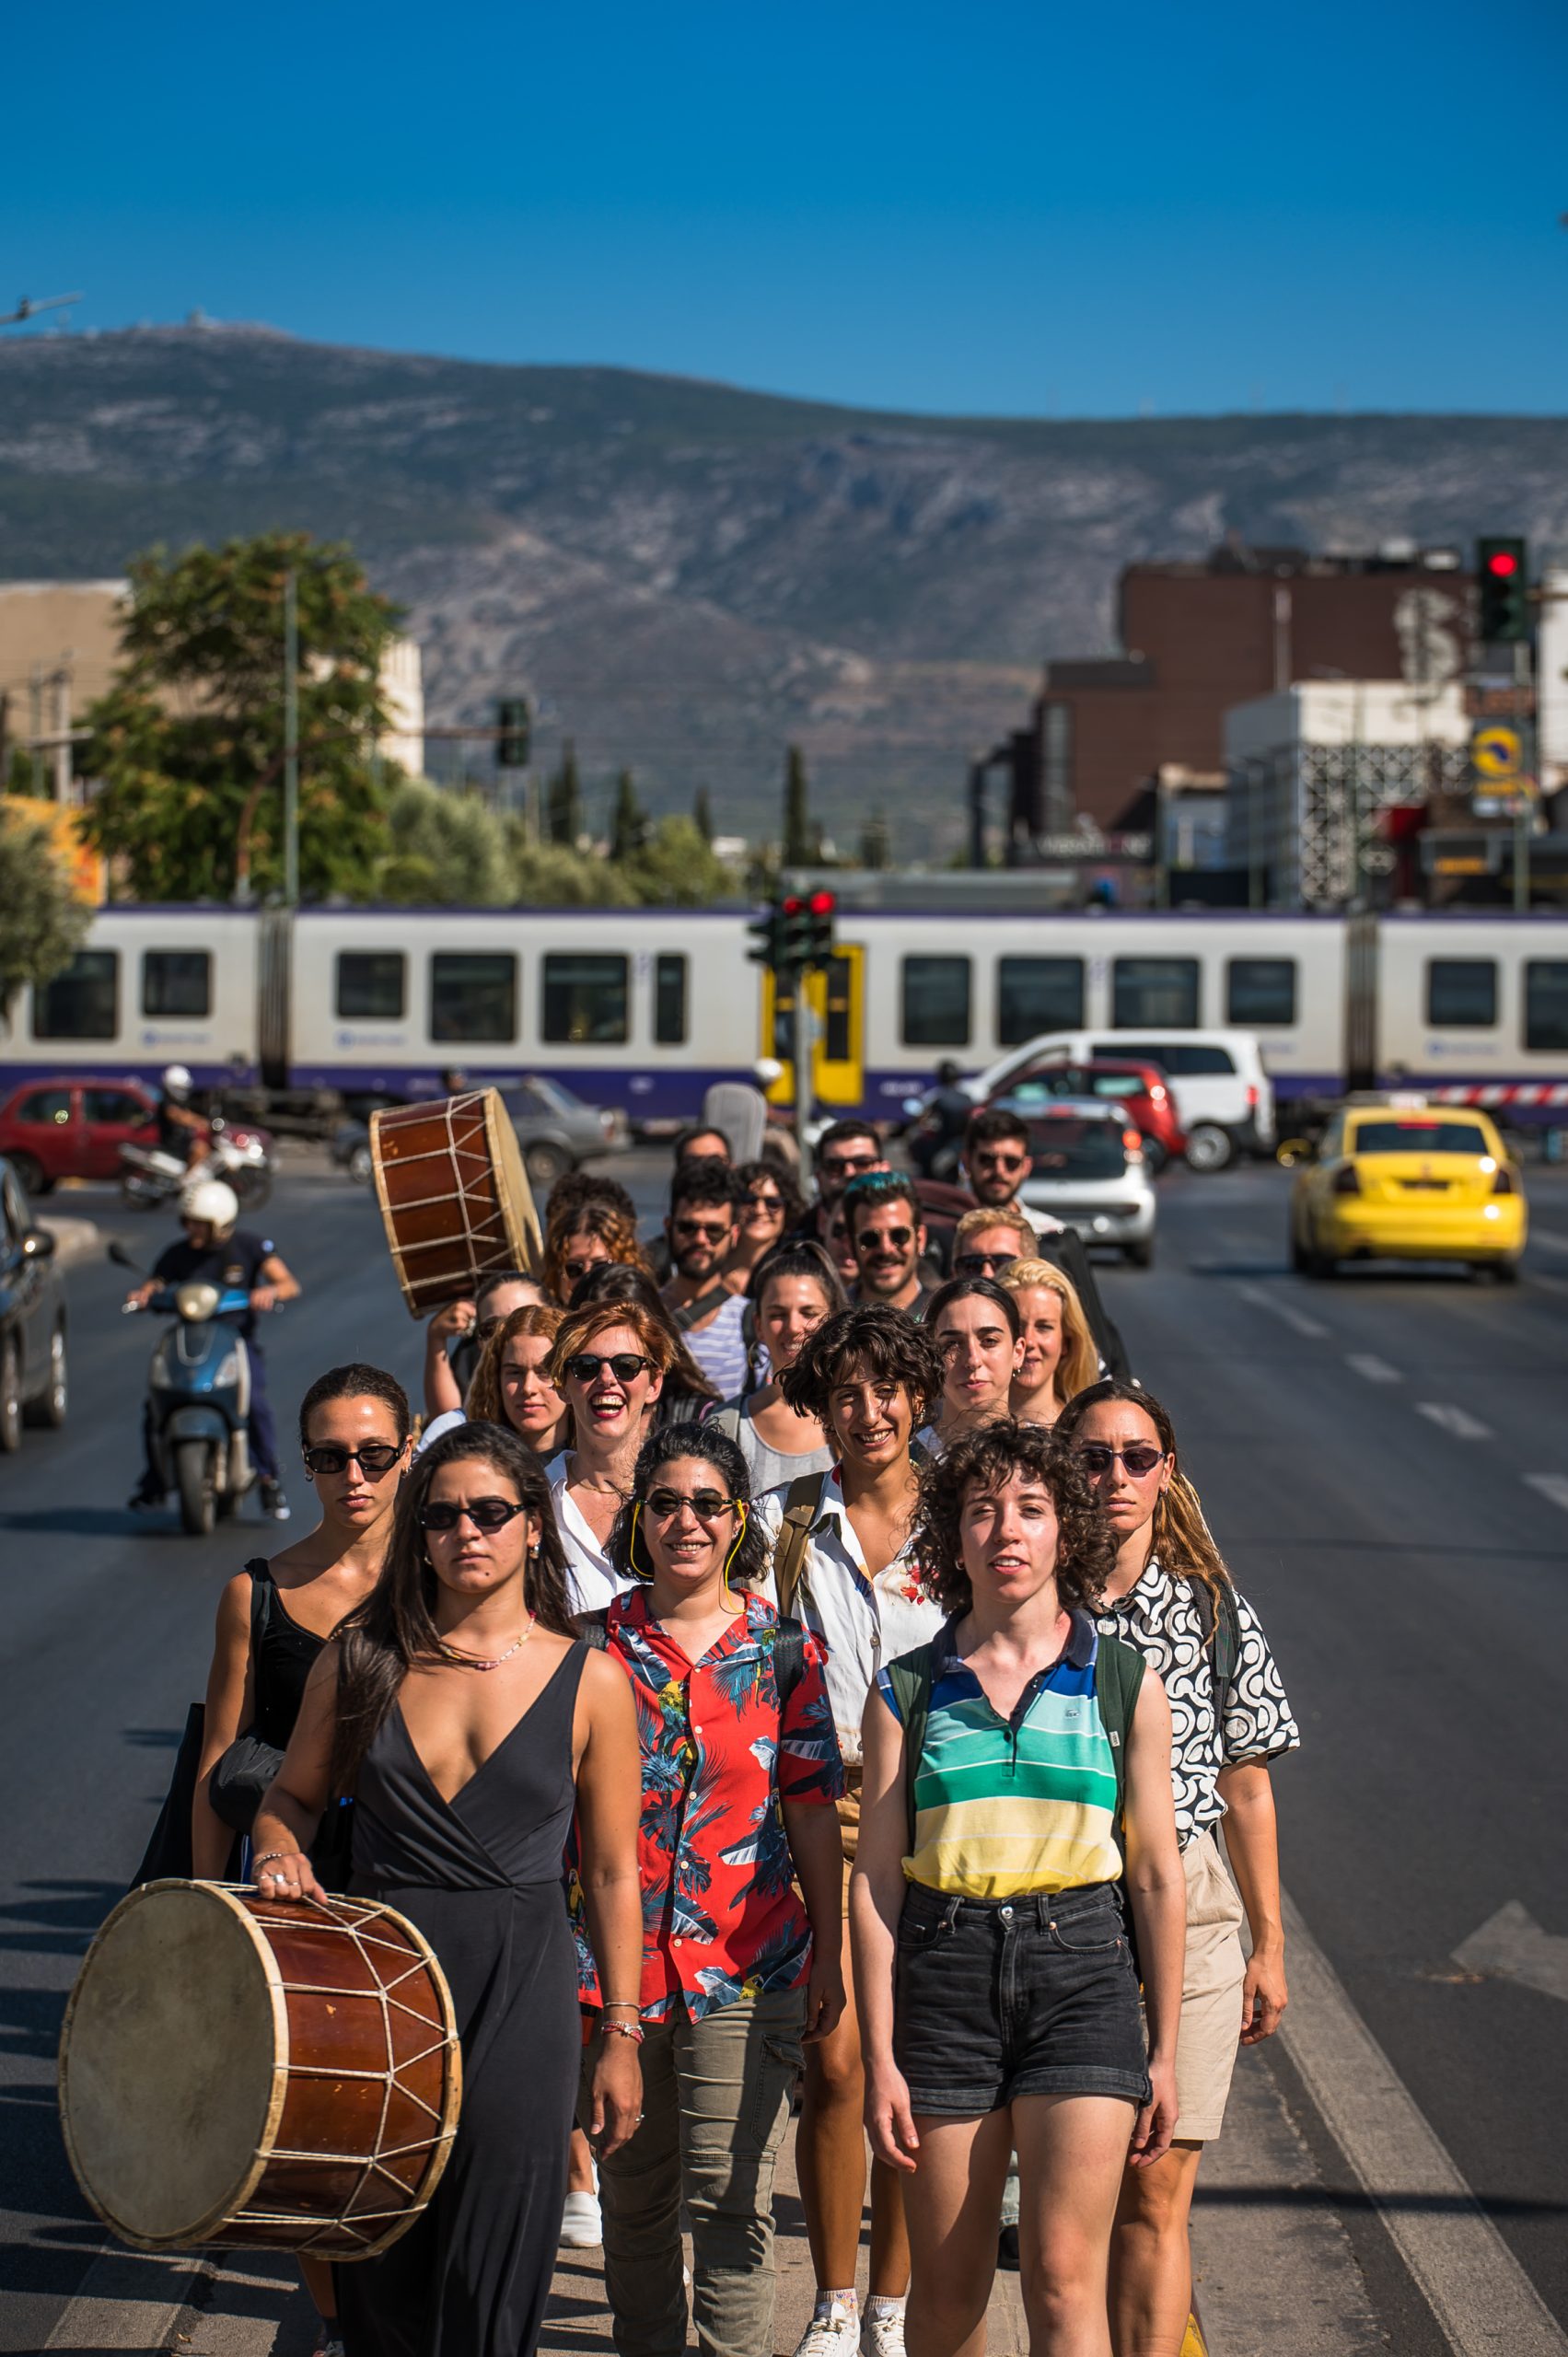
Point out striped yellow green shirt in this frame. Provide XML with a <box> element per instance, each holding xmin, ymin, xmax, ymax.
<box><xmin>877</xmin><ymin>1611</ymin><xmax>1124</xmax><ymax>1899</ymax></box>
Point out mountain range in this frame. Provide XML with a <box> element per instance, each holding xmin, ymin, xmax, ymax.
<box><xmin>3</xmin><ymin>323</ymin><xmax>1566</xmax><ymax>853</ymax></box>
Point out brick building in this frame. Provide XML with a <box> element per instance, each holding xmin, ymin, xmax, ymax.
<box><xmin>993</xmin><ymin>540</ymin><xmax>1475</xmax><ymax>846</ymax></box>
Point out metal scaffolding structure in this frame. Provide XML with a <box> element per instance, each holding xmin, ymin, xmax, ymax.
<box><xmin>1296</xmin><ymin>740</ymin><xmax>1473</xmax><ymax>907</ymax></box>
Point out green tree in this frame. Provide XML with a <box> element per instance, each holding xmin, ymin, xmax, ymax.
<box><xmin>692</xmin><ymin>784</ymin><xmax>714</xmax><ymax>843</ymax></box>
<box><xmin>546</xmin><ymin>740</ymin><xmax>584</xmax><ymax>847</ymax></box>
<box><xmin>609</xmin><ymin>769</ymin><xmax>647</xmax><ymax>864</ymax></box>
<box><xmin>6</xmin><ymin>746</ymin><xmax>48</xmax><ymax>798</ymax></box>
<box><xmin>624</xmin><ymin>815</ymin><xmax>738</xmax><ymax>906</ymax></box>
<box><xmin>0</xmin><ymin>807</ymin><xmax>92</xmax><ymax>1017</ymax></box>
<box><xmin>510</xmin><ymin>824</ymin><xmax>639</xmax><ymax>908</ymax></box>
<box><xmin>782</xmin><ymin>743</ymin><xmax>813</xmax><ymax>865</ymax></box>
<box><xmin>80</xmin><ymin>531</ymin><xmax>401</xmax><ymax>902</ymax></box>
<box><xmin>377</xmin><ymin>779</ymin><xmax>514</xmax><ymax>904</ymax></box>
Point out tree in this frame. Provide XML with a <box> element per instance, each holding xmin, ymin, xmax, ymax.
<box><xmin>623</xmin><ymin>815</ymin><xmax>738</xmax><ymax>906</ymax></box>
<box><xmin>546</xmin><ymin>740</ymin><xmax>584</xmax><ymax>847</ymax></box>
<box><xmin>80</xmin><ymin>531</ymin><xmax>401</xmax><ymax>902</ymax></box>
<box><xmin>377</xmin><ymin>779</ymin><xmax>514</xmax><ymax>904</ymax></box>
<box><xmin>610</xmin><ymin>770</ymin><xmax>647</xmax><ymax>864</ymax></box>
<box><xmin>692</xmin><ymin>784</ymin><xmax>714</xmax><ymax>843</ymax></box>
<box><xmin>782</xmin><ymin>744</ymin><xmax>813</xmax><ymax>865</ymax></box>
<box><xmin>0</xmin><ymin>808</ymin><xmax>92</xmax><ymax>1017</ymax></box>
<box><xmin>510</xmin><ymin>825</ymin><xmax>639</xmax><ymax>908</ymax></box>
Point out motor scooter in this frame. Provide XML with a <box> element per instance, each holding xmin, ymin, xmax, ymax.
<box><xmin>111</xmin><ymin>1241</ymin><xmax>268</xmax><ymax>1536</ymax></box>
<box><xmin>119</xmin><ymin>1118</ymin><xmax>275</xmax><ymax>1213</ymax></box>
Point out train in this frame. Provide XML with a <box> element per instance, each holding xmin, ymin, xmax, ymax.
<box><xmin>3</xmin><ymin>901</ymin><xmax>1565</xmax><ymax>1132</ymax></box>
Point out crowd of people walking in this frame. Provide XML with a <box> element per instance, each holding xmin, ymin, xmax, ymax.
<box><xmin>141</xmin><ymin>1102</ymin><xmax>1298</xmax><ymax>2357</ymax></box>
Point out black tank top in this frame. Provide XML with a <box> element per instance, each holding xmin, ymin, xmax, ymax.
<box><xmin>244</xmin><ymin>1559</ymin><xmax>328</xmax><ymax>1748</ymax></box>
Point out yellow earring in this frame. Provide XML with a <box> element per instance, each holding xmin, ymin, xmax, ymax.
<box><xmin>630</xmin><ymin>1499</ymin><xmax>650</xmax><ymax>1582</ymax></box>
<box><xmin>721</xmin><ymin>1504</ymin><xmax>748</xmax><ymax>1603</ymax></box>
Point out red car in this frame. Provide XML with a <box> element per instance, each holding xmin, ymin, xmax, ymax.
<box><xmin>993</xmin><ymin>1059</ymin><xmax>1187</xmax><ymax>1172</ymax></box>
<box><xmin>0</xmin><ymin>1076</ymin><xmax>159</xmax><ymax>1193</ymax></box>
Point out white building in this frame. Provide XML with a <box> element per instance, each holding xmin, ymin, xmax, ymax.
<box><xmin>1224</xmin><ymin>680</ymin><xmax>1470</xmax><ymax>908</ymax></box>
<box><xmin>1538</xmin><ymin>566</ymin><xmax>1568</xmax><ymax>798</ymax></box>
<box><xmin>377</xmin><ymin>635</ymin><xmax>424</xmax><ymax>774</ymax></box>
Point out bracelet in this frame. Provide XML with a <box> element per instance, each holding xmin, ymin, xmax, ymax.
<box><xmin>252</xmin><ymin>1853</ymin><xmax>288</xmax><ymax>1874</ymax></box>
<box><xmin>602</xmin><ymin>2000</ymin><xmax>641</xmax><ymax>2013</ymax></box>
<box><xmin>600</xmin><ymin>2019</ymin><xmax>645</xmax><ymax>2044</ymax></box>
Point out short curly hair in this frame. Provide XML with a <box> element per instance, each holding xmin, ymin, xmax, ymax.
<box><xmin>780</xmin><ymin>1303</ymin><xmax>942</xmax><ymax>1430</ymax></box>
<box><xmin>913</xmin><ymin>1419</ymin><xmax>1115</xmax><ymax>1618</ymax></box>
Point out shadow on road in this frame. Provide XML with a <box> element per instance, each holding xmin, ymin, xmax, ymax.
<box><xmin>0</xmin><ymin>1508</ymin><xmax>149</xmax><ymax>1537</ymax></box>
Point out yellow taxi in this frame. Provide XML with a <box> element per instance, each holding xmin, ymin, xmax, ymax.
<box><xmin>1288</xmin><ymin>1097</ymin><xmax>1527</xmax><ymax>1279</ymax></box>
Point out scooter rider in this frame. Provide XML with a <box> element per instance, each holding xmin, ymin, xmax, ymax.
<box><xmin>125</xmin><ymin>1178</ymin><xmax>300</xmax><ymax>1520</ymax></box>
<box><xmin>156</xmin><ymin>1065</ymin><xmax>207</xmax><ymax>1167</ymax></box>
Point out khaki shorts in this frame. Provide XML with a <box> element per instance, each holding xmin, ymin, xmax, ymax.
<box><xmin>1172</xmin><ymin>1829</ymin><xmax>1247</xmax><ymax>2143</ymax></box>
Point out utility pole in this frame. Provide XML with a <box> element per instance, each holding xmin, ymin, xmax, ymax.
<box><xmin>1513</xmin><ymin>638</ymin><xmax>1531</xmax><ymax>913</ymax></box>
<box><xmin>283</xmin><ymin>570</ymin><xmax>300</xmax><ymax>905</ymax></box>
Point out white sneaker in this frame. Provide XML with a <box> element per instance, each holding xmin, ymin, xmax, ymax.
<box><xmin>559</xmin><ymin>2189</ymin><xmax>602</xmax><ymax>2247</ymax></box>
<box><xmin>792</xmin><ymin>2303</ymin><xmax>860</xmax><ymax>2357</ymax></box>
<box><xmin>861</xmin><ymin>2309</ymin><xmax>905</xmax><ymax>2357</ymax></box>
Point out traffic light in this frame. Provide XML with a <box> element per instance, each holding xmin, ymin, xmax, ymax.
<box><xmin>804</xmin><ymin>888</ymin><xmax>837</xmax><ymax>963</ymax></box>
<box><xmin>1477</xmin><ymin>538</ymin><xmax>1529</xmax><ymax>644</ymax></box>
<box><xmin>747</xmin><ymin>906</ymin><xmax>784</xmax><ymax>968</ymax></box>
<box><xmin>779</xmin><ymin>895</ymin><xmax>815</xmax><ymax>970</ymax></box>
<box><xmin>496</xmin><ymin>697</ymin><xmax>531</xmax><ymax>766</ymax></box>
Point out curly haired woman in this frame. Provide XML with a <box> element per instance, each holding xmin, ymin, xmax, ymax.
<box><xmin>852</xmin><ymin>1420</ymin><xmax>1184</xmax><ymax>2357</ymax></box>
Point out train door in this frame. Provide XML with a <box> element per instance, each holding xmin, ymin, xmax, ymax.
<box><xmin>762</xmin><ymin>947</ymin><xmax>865</xmax><ymax>1110</ymax></box>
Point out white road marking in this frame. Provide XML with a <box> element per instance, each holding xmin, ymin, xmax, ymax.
<box><xmin>1529</xmin><ymin>1270</ymin><xmax>1568</xmax><ymax>1297</ymax></box>
<box><xmin>1346</xmin><ymin>1353</ymin><xmax>1402</xmax><ymax>1384</ymax></box>
<box><xmin>1415</xmin><ymin>1402</ymin><xmax>1493</xmax><ymax>1441</ymax></box>
<box><xmin>1279</xmin><ymin>1887</ymin><xmax>1568</xmax><ymax>2356</ymax></box>
<box><xmin>1530</xmin><ymin>1229</ymin><xmax>1568</xmax><ymax>1256</ymax></box>
<box><xmin>1453</xmin><ymin>1901</ymin><xmax>1568</xmax><ymax>2006</ymax></box>
<box><xmin>1234</xmin><ymin>1282</ymin><xmax>1329</xmax><ymax>1340</ymax></box>
<box><xmin>1524</xmin><ymin>1472</ymin><xmax>1568</xmax><ymax>1515</ymax></box>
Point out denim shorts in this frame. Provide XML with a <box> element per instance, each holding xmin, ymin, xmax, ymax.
<box><xmin>892</xmin><ymin>1879</ymin><xmax>1149</xmax><ymax>2116</ymax></box>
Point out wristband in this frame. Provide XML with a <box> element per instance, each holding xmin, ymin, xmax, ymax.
<box><xmin>253</xmin><ymin>1853</ymin><xmax>289</xmax><ymax>1873</ymax></box>
<box><xmin>600</xmin><ymin>2018</ymin><xmax>645</xmax><ymax>2044</ymax></box>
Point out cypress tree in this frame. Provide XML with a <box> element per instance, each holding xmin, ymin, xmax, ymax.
<box><xmin>783</xmin><ymin>744</ymin><xmax>812</xmax><ymax>865</ymax></box>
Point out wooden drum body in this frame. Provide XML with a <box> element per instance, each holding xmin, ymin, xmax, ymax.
<box><xmin>58</xmin><ymin>1882</ymin><xmax>462</xmax><ymax>2258</ymax></box>
<box><xmin>370</xmin><ymin>1088</ymin><xmax>542</xmax><ymax>1318</ymax></box>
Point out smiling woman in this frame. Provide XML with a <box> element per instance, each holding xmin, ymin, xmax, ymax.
<box><xmin>544</xmin><ymin>1300</ymin><xmax>678</xmax><ymax>1611</ymax></box>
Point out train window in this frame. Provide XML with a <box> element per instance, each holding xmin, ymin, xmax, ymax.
<box><xmin>997</xmin><ymin>957</ymin><xmax>1085</xmax><ymax>1046</ymax></box>
<box><xmin>31</xmin><ymin>950</ymin><xmax>119</xmax><ymax>1040</ymax></box>
<box><xmin>431</xmin><ymin>953</ymin><xmax>517</xmax><ymax>1045</ymax></box>
<box><xmin>142</xmin><ymin>949</ymin><xmax>213</xmax><ymax>1019</ymax></box>
<box><xmin>1225</xmin><ymin>958</ymin><xmax>1296</xmax><ymax>1027</ymax></box>
<box><xmin>543</xmin><ymin>953</ymin><xmax>629</xmax><ymax>1046</ymax></box>
<box><xmin>1425</xmin><ymin>959</ymin><xmax>1497</xmax><ymax>1028</ymax></box>
<box><xmin>1524</xmin><ymin>961</ymin><xmax>1568</xmax><ymax>1053</ymax></box>
<box><xmin>336</xmin><ymin>951</ymin><xmax>406</xmax><ymax>1021</ymax></box>
<box><xmin>654</xmin><ymin>954</ymin><xmax>688</xmax><ymax>1047</ymax></box>
<box><xmin>1111</xmin><ymin>958</ymin><xmax>1199</xmax><ymax>1028</ymax></box>
<box><xmin>901</xmin><ymin>956</ymin><xmax>971</xmax><ymax>1047</ymax></box>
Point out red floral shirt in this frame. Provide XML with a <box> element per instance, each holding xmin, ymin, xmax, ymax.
<box><xmin>574</xmin><ymin>1588</ymin><xmax>843</xmax><ymax>2021</ymax></box>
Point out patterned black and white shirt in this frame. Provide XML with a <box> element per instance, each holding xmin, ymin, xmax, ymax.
<box><xmin>1096</xmin><ymin>1557</ymin><xmax>1299</xmax><ymax>1849</ymax></box>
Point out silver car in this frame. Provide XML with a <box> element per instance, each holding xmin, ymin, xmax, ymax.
<box><xmin>1005</xmin><ymin>1097</ymin><xmax>1157</xmax><ymax>1268</ymax></box>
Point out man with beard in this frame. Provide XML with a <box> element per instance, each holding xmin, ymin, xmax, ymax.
<box><xmin>660</xmin><ymin>1157</ymin><xmax>750</xmax><ymax>1397</ymax></box>
<box><xmin>842</xmin><ymin>1174</ymin><xmax>937</xmax><ymax>1320</ymax></box>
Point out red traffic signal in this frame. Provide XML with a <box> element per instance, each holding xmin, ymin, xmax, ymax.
<box><xmin>807</xmin><ymin>888</ymin><xmax>837</xmax><ymax>916</ymax></box>
<box><xmin>1485</xmin><ymin>550</ymin><xmax>1519</xmax><ymax>578</ymax></box>
<box><xmin>1476</xmin><ymin>536</ymin><xmax>1529</xmax><ymax>642</ymax></box>
<box><xmin>781</xmin><ymin>895</ymin><xmax>805</xmax><ymax>916</ymax></box>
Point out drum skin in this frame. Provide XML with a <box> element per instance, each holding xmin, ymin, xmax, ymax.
<box><xmin>370</xmin><ymin>1089</ymin><xmax>542</xmax><ymax>1318</ymax></box>
<box><xmin>58</xmin><ymin>1882</ymin><xmax>462</xmax><ymax>2258</ymax></box>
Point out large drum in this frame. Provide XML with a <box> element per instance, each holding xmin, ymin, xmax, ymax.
<box><xmin>58</xmin><ymin>1881</ymin><xmax>462</xmax><ymax>2258</ymax></box>
<box><xmin>370</xmin><ymin>1088</ymin><xmax>542</xmax><ymax>1318</ymax></box>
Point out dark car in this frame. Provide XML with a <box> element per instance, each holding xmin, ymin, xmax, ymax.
<box><xmin>0</xmin><ymin>1076</ymin><xmax>159</xmax><ymax>1195</ymax></box>
<box><xmin>0</xmin><ymin>1156</ymin><xmax>68</xmax><ymax>1449</ymax></box>
<box><xmin>333</xmin><ymin>1074</ymin><xmax>629</xmax><ymax>1191</ymax></box>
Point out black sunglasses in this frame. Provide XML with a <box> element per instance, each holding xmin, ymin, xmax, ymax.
<box><xmin>1074</xmin><ymin>1442</ymin><xmax>1166</xmax><ymax>1478</ymax></box>
<box><xmin>644</xmin><ymin>1488</ymin><xmax>738</xmax><ymax>1521</ymax></box>
<box><xmin>563</xmin><ymin>1257</ymin><xmax>605</xmax><ymax>1285</ymax></box>
<box><xmin>563</xmin><ymin>1351</ymin><xmax>652</xmax><ymax>1387</ymax></box>
<box><xmin>954</xmin><ymin>1250</ymin><xmax>1018</xmax><ymax>1277</ymax></box>
<box><xmin>419</xmin><ymin>1497</ymin><xmax>531</xmax><ymax>1532</ymax></box>
<box><xmin>860</xmin><ymin>1225</ymin><xmax>914</xmax><ymax>1251</ymax></box>
<box><xmin>822</xmin><ymin>1152</ymin><xmax>879</xmax><ymax>1178</ymax></box>
<box><xmin>303</xmin><ymin>1442</ymin><xmax>402</xmax><ymax>1477</ymax></box>
<box><xmin>744</xmin><ymin>1191</ymin><xmax>783</xmax><ymax>1212</ymax></box>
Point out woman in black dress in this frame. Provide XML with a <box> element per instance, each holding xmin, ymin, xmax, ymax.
<box><xmin>253</xmin><ymin>1422</ymin><xmax>645</xmax><ymax>2357</ymax></box>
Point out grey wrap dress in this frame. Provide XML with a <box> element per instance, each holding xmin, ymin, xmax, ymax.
<box><xmin>336</xmin><ymin>1643</ymin><xmax>587</xmax><ymax>2357</ymax></box>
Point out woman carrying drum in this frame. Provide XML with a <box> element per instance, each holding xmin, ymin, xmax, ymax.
<box><xmin>251</xmin><ymin>1423</ymin><xmax>645</xmax><ymax>2357</ymax></box>
<box><xmin>1055</xmin><ymin>1380</ymin><xmax>1299</xmax><ymax>2357</ymax></box>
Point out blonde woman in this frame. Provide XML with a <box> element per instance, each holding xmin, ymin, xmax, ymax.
<box><xmin>420</xmin><ymin>1305</ymin><xmax>570</xmax><ymax>1459</ymax></box>
<box><xmin>998</xmin><ymin>1258</ymin><xmax>1099</xmax><ymax>1427</ymax></box>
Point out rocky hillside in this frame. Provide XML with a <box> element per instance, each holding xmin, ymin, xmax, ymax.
<box><xmin>3</xmin><ymin>324</ymin><xmax>1565</xmax><ymax>852</ymax></box>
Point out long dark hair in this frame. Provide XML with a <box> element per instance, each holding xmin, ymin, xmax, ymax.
<box><xmin>330</xmin><ymin>1423</ymin><xmax>575</xmax><ymax>1794</ymax></box>
<box><xmin>609</xmin><ymin>1421</ymin><xmax>769</xmax><ymax>1589</ymax></box>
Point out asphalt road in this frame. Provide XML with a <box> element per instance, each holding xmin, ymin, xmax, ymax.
<box><xmin>2</xmin><ymin>1148</ymin><xmax>1565</xmax><ymax>2353</ymax></box>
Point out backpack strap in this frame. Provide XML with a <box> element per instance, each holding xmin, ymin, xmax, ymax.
<box><xmin>1092</xmin><ymin>1631</ymin><xmax>1145</xmax><ymax>1827</ymax></box>
<box><xmin>772</xmin><ymin>1473</ymin><xmax>825</xmax><ymax>1620</ymax></box>
<box><xmin>1189</xmin><ymin>1578</ymin><xmax>1242</xmax><ymax>1731</ymax></box>
<box><xmin>246</xmin><ymin>1560</ymin><xmax>273</xmax><ymax>1647</ymax></box>
<box><xmin>772</xmin><ymin>1613</ymin><xmax>808</xmax><ymax>1709</ymax></box>
<box><xmin>577</xmin><ymin>1609</ymin><xmax>610</xmax><ymax>1651</ymax></box>
<box><xmin>672</xmin><ymin>1281</ymin><xmax>729</xmax><ymax>1333</ymax></box>
<box><xmin>884</xmin><ymin>1642</ymin><xmax>937</xmax><ymax>1849</ymax></box>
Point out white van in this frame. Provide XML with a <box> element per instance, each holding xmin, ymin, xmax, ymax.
<box><xmin>970</xmin><ymin>1028</ymin><xmax>1275</xmax><ymax>1172</ymax></box>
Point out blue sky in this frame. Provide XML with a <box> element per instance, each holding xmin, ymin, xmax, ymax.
<box><xmin>6</xmin><ymin>0</ymin><xmax>1565</xmax><ymax>416</ymax></box>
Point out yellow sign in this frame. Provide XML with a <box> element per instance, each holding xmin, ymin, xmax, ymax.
<box><xmin>5</xmin><ymin>797</ymin><xmax>105</xmax><ymax>904</ymax></box>
<box><xmin>1472</xmin><ymin>726</ymin><xmax>1523</xmax><ymax>781</ymax></box>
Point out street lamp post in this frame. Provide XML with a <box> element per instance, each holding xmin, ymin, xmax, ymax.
<box><xmin>283</xmin><ymin>570</ymin><xmax>299</xmax><ymax>906</ymax></box>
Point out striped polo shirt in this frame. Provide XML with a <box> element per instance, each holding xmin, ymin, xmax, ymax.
<box><xmin>877</xmin><ymin>1611</ymin><xmax>1124</xmax><ymax>1899</ymax></box>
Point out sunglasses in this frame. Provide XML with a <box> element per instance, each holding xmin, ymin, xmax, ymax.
<box><xmin>563</xmin><ymin>1257</ymin><xmax>606</xmax><ymax>1285</ymax></box>
<box><xmin>973</xmin><ymin>1150</ymin><xmax>1027</xmax><ymax>1174</ymax></box>
<box><xmin>743</xmin><ymin>1192</ymin><xmax>783</xmax><ymax>1213</ymax></box>
<box><xmin>563</xmin><ymin>1351</ymin><xmax>652</xmax><ymax>1387</ymax></box>
<box><xmin>859</xmin><ymin>1225</ymin><xmax>914</xmax><ymax>1252</ymax></box>
<box><xmin>1074</xmin><ymin>1442</ymin><xmax>1167</xmax><ymax>1479</ymax></box>
<box><xmin>419</xmin><ymin>1497</ymin><xmax>530</xmax><ymax>1532</ymax></box>
<box><xmin>672</xmin><ymin>1217</ymin><xmax>733</xmax><ymax>1243</ymax></box>
<box><xmin>822</xmin><ymin>1152</ymin><xmax>879</xmax><ymax>1178</ymax></box>
<box><xmin>954</xmin><ymin>1250</ymin><xmax>1018</xmax><ymax>1277</ymax></box>
<box><xmin>645</xmin><ymin>1488</ymin><xmax>738</xmax><ymax>1521</ymax></box>
<box><xmin>303</xmin><ymin>1442</ymin><xmax>402</xmax><ymax>1477</ymax></box>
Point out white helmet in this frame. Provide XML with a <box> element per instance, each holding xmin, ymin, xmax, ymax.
<box><xmin>162</xmin><ymin>1064</ymin><xmax>193</xmax><ymax>1100</ymax></box>
<box><xmin>180</xmin><ymin>1178</ymin><xmax>238</xmax><ymax>1234</ymax></box>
